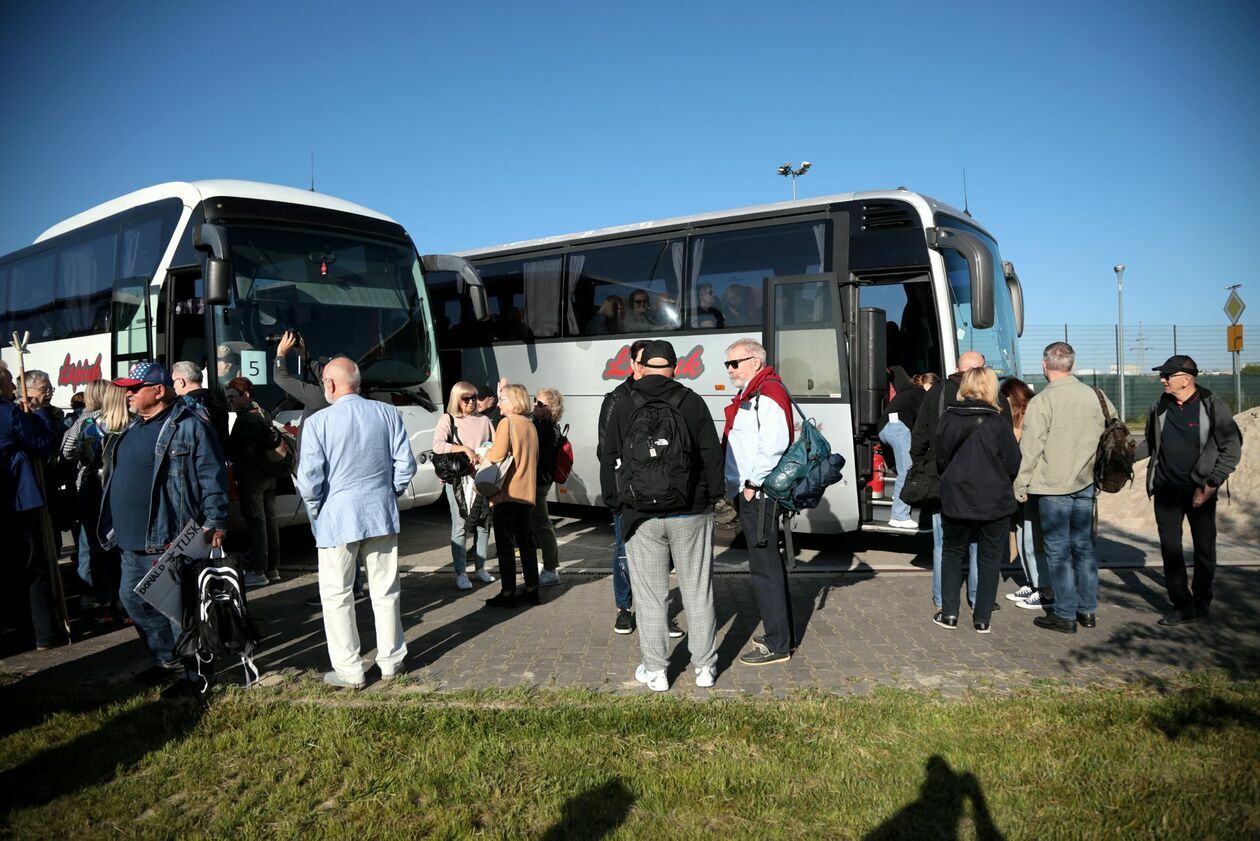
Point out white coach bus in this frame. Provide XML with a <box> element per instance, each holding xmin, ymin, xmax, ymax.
<box><xmin>0</xmin><ymin>180</ymin><xmax>458</xmax><ymax>519</ymax></box>
<box><xmin>433</xmin><ymin>189</ymin><xmax>1024</xmax><ymax>534</ymax></box>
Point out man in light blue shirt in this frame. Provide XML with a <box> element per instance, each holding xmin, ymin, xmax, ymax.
<box><xmin>296</xmin><ymin>358</ymin><xmax>416</xmax><ymax>688</ymax></box>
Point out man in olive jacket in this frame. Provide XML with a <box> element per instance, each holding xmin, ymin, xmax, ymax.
<box><xmin>1138</xmin><ymin>355</ymin><xmax>1242</xmax><ymax>626</ymax></box>
<box><xmin>1014</xmin><ymin>342</ymin><xmax>1116</xmax><ymax>634</ymax></box>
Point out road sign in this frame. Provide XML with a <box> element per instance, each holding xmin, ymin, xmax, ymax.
<box><xmin>1228</xmin><ymin>324</ymin><xmax>1244</xmax><ymax>352</ymax></box>
<box><xmin>1224</xmin><ymin>289</ymin><xmax>1246</xmax><ymax>323</ymax></box>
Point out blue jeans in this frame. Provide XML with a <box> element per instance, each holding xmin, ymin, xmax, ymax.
<box><xmin>119</xmin><ymin>549</ymin><xmax>181</xmax><ymax>667</ymax></box>
<box><xmin>76</xmin><ymin>527</ymin><xmax>93</xmax><ymax>587</ymax></box>
<box><xmin>933</xmin><ymin>512</ymin><xmax>977</xmax><ymax>607</ymax></box>
<box><xmin>445</xmin><ymin>483</ymin><xmax>489</xmax><ymax>576</ymax></box>
<box><xmin>612</xmin><ymin>512</ymin><xmax>632</xmax><ymax>610</ymax></box>
<box><xmin>1014</xmin><ymin>502</ymin><xmax>1046</xmax><ymax>590</ymax></box>
<box><xmin>1038</xmin><ymin>487</ymin><xmax>1098</xmax><ymax>620</ymax></box>
<box><xmin>878</xmin><ymin>420</ymin><xmax>914</xmax><ymax>522</ymax></box>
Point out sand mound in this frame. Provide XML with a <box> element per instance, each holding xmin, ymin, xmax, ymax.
<box><xmin>1098</xmin><ymin>406</ymin><xmax>1259</xmax><ymax>545</ymax></box>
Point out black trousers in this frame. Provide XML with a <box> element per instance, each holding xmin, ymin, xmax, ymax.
<box><xmin>1153</xmin><ymin>486</ymin><xmax>1217</xmax><ymax>614</ymax></box>
<box><xmin>493</xmin><ymin>501</ymin><xmax>539</xmax><ymax>593</ymax></box>
<box><xmin>739</xmin><ymin>494</ymin><xmax>795</xmax><ymax>653</ymax></box>
<box><xmin>940</xmin><ymin>515</ymin><xmax>1008</xmax><ymax>624</ymax></box>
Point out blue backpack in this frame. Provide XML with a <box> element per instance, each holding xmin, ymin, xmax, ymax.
<box><xmin>760</xmin><ymin>396</ymin><xmax>846</xmax><ymax>515</ymax></box>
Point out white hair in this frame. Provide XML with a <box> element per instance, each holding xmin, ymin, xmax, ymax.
<box><xmin>23</xmin><ymin>370</ymin><xmax>50</xmax><ymax>389</ymax></box>
<box><xmin>172</xmin><ymin>361</ymin><xmax>203</xmax><ymax>383</ymax></box>
<box><xmin>725</xmin><ymin>338</ymin><xmax>767</xmax><ymax>363</ymax></box>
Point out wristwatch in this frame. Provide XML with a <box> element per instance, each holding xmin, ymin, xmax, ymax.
<box><xmin>744</xmin><ymin>480</ymin><xmax>761</xmax><ymax>491</ymax></box>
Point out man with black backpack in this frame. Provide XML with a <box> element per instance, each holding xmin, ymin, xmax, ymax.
<box><xmin>600</xmin><ymin>340</ymin><xmax>723</xmax><ymax>691</ymax></box>
<box><xmin>722</xmin><ymin>339</ymin><xmax>797</xmax><ymax>665</ymax></box>
<box><xmin>1141</xmin><ymin>355</ymin><xmax>1242</xmax><ymax>626</ymax></box>
<box><xmin>1014</xmin><ymin>342</ymin><xmax>1115</xmax><ymax>634</ymax></box>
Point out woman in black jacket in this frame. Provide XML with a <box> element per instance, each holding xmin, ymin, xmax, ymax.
<box><xmin>933</xmin><ymin>367</ymin><xmax>1021</xmax><ymax>633</ymax></box>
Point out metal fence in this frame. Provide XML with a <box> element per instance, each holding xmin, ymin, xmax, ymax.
<box><xmin>1019</xmin><ymin>324</ymin><xmax>1259</xmax><ymax>423</ymax></box>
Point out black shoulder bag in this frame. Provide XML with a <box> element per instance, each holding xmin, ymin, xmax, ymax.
<box><xmin>431</xmin><ymin>413</ymin><xmax>474</xmax><ymax>483</ymax></box>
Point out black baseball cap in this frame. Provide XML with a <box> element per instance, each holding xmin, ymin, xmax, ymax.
<box><xmin>1153</xmin><ymin>355</ymin><xmax>1199</xmax><ymax>377</ymax></box>
<box><xmin>640</xmin><ymin>340</ymin><xmax>677</xmax><ymax>368</ymax></box>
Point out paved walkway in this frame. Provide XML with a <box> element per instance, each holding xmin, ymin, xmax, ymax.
<box><xmin>6</xmin><ymin>542</ymin><xmax>1259</xmax><ymax>697</ymax></box>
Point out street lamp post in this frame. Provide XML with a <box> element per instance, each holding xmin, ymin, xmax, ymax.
<box><xmin>1115</xmin><ymin>264</ymin><xmax>1126</xmax><ymax>422</ymax></box>
<box><xmin>776</xmin><ymin>161</ymin><xmax>812</xmax><ymax>199</ymax></box>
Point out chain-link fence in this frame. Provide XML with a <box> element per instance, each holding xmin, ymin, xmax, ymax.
<box><xmin>1019</xmin><ymin>324</ymin><xmax>1259</xmax><ymax>424</ymax></box>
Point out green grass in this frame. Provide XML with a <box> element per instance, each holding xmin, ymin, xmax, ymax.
<box><xmin>2</xmin><ymin>676</ymin><xmax>1258</xmax><ymax>839</ymax></box>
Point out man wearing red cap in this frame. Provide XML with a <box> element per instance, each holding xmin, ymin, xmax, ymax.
<box><xmin>1142</xmin><ymin>355</ymin><xmax>1243</xmax><ymax>626</ymax></box>
<box><xmin>99</xmin><ymin>361</ymin><xmax>228</xmax><ymax>685</ymax></box>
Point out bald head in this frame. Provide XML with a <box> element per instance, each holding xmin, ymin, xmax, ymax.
<box><xmin>957</xmin><ymin>351</ymin><xmax>986</xmax><ymax>373</ymax></box>
<box><xmin>321</xmin><ymin>357</ymin><xmax>361</xmax><ymax>402</ymax></box>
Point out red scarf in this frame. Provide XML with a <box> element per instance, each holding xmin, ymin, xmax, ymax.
<box><xmin>722</xmin><ymin>365</ymin><xmax>795</xmax><ymax>446</ymax></box>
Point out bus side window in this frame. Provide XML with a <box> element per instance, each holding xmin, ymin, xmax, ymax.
<box><xmin>687</xmin><ymin>221</ymin><xmax>827</xmax><ymax>330</ymax></box>
<box><xmin>566</xmin><ymin>240</ymin><xmax>682</xmax><ymax>337</ymax></box>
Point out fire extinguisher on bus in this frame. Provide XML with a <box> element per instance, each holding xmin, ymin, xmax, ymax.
<box><xmin>870</xmin><ymin>443</ymin><xmax>887</xmax><ymax>499</ymax></box>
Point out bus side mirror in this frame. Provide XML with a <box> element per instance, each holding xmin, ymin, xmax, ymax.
<box><xmin>205</xmin><ymin>258</ymin><xmax>231</xmax><ymax>306</ymax></box>
<box><xmin>193</xmin><ymin>223</ymin><xmax>232</xmax><ymax>306</ymax></box>
<box><xmin>1003</xmin><ymin>260</ymin><xmax>1024</xmax><ymax>337</ymax></box>
<box><xmin>928</xmin><ymin>227</ymin><xmax>994</xmax><ymax>329</ymax></box>
<box><xmin>421</xmin><ymin>254</ymin><xmax>490</xmax><ymax>322</ymax></box>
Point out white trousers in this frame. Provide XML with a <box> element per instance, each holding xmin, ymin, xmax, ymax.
<box><xmin>318</xmin><ymin>534</ymin><xmax>407</xmax><ymax>680</ymax></box>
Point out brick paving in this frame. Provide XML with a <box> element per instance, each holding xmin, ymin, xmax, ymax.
<box><xmin>4</xmin><ymin>506</ymin><xmax>1258</xmax><ymax>697</ymax></box>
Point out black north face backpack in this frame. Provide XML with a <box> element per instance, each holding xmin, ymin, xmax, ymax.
<box><xmin>618</xmin><ymin>388</ymin><xmax>696</xmax><ymax>513</ymax></box>
<box><xmin>176</xmin><ymin>550</ymin><xmax>261</xmax><ymax>692</ymax></box>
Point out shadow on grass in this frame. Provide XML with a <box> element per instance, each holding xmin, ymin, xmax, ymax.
<box><xmin>0</xmin><ymin>695</ymin><xmax>202</xmax><ymax>818</ymax></box>
<box><xmin>539</xmin><ymin>777</ymin><xmax>635</xmax><ymax>840</ymax></box>
<box><xmin>864</xmin><ymin>755</ymin><xmax>1005</xmax><ymax>841</ymax></box>
<box><xmin>1146</xmin><ymin>692</ymin><xmax>1260</xmax><ymax>740</ymax></box>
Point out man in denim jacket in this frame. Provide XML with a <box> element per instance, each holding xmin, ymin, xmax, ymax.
<box><xmin>98</xmin><ymin>361</ymin><xmax>228</xmax><ymax>682</ymax></box>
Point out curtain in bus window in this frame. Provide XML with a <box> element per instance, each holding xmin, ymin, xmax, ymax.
<box><xmin>522</xmin><ymin>257</ymin><xmax>562</xmax><ymax>339</ymax></box>
<box><xmin>120</xmin><ymin>215</ymin><xmax>166</xmax><ymax>281</ymax></box>
<box><xmin>56</xmin><ymin>230</ymin><xmax>116</xmax><ymax>336</ymax></box>
<box><xmin>563</xmin><ymin>255</ymin><xmax>584</xmax><ymax>335</ymax></box>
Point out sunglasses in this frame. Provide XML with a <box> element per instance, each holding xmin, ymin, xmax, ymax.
<box><xmin>126</xmin><ymin>383</ymin><xmax>159</xmax><ymax>393</ymax></box>
<box><xmin>631</xmin><ymin>299</ymin><xmax>648</xmax><ymax>307</ymax></box>
<box><xmin>460</xmin><ymin>395</ymin><xmax>475</xmax><ymax>403</ymax></box>
<box><xmin>724</xmin><ymin>356</ymin><xmax>754</xmax><ymax>369</ymax></box>
<box><xmin>1159</xmin><ymin>372</ymin><xmax>1189</xmax><ymax>380</ymax></box>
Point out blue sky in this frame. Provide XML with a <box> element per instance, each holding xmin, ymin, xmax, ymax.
<box><xmin>2</xmin><ymin>0</ymin><xmax>1257</xmax><ymax>328</ymax></box>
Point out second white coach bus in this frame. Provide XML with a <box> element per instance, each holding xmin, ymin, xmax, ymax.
<box><xmin>0</xmin><ymin>180</ymin><xmax>456</xmax><ymax>519</ymax></box>
<box><xmin>432</xmin><ymin>189</ymin><xmax>1024</xmax><ymax>534</ymax></box>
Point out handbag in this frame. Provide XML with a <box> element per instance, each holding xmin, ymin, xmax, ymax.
<box><xmin>431</xmin><ymin>413</ymin><xmax>473</xmax><ymax>483</ymax></box>
<box><xmin>474</xmin><ymin>417</ymin><xmax>514</xmax><ymax>498</ymax></box>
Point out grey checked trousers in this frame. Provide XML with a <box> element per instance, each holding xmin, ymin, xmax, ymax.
<box><xmin>624</xmin><ymin>511</ymin><xmax>717</xmax><ymax>673</ymax></box>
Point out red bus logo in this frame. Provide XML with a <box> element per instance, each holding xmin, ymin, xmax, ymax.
<box><xmin>57</xmin><ymin>353</ymin><xmax>103</xmax><ymax>389</ymax></box>
<box><xmin>602</xmin><ymin>344</ymin><xmax>705</xmax><ymax>380</ymax></box>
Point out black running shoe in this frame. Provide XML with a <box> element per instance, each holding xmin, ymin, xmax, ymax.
<box><xmin>614</xmin><ymin>609</ymin><xmax>636</xmax><ymax>635</ymax></box>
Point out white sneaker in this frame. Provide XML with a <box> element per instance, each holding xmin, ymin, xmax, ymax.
<box><xmin>695</xmin><ymin>665</ymin><xmax>717</xmax><ymax>688</ymax></box>
<box><xmin>1016</xmin><ymin>592</ymin><xmax>1050</xmax><ymax>610</ymax></box>
<box><xmin>634</xmin><ymin>664</ymin><xmax>669</xmax><ymax>692</ymax></box>
<box><xmin>323</xmin><ymin>671</ymin><xmax>365</xmax><ymax>690</ymax></box>
<box><xmin>539</xmin><ymin>569</ymin><xmax>561</xmax><ymax>587</ymax></box>
<box><xmin>887</xmin><ymin>518</ymin><xmax>920</xmax><ymax>530</ymax></box>
<box><xmin>243</xmin><ymin>572</ymin><xmax>270</xmax><ymax>588</ymax></box>
<box><xmin>379</xmin><ymin>667</ymin><xmax>403</xmax><ymax>681</ymax></box>
<box><xmin>455</xmin><ymin>573</ymin><xmax>472</xmax><ymax>590</ymax></box>
<box><xmin>472</xmin><ymin>568</ymin><xmax>495</xmax><ymax>584</ymax></box>
<box><xmin>1006</xmin><ymin>585</ymin><xmax>1035</xmax><ymax>602</ymax></box>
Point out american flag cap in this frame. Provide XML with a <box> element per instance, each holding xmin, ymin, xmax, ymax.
<box><xmin>112</xmin><ymin>360</ymin><xmax>174</xmax><ymax>388</ymax></box>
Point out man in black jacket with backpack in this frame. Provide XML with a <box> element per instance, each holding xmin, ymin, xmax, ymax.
<box><xmin>600</xmin><ymin>340</ymin><xmax>724</xmax><ymax>691</ymax></box>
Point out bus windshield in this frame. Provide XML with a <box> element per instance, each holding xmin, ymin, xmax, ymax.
<box><xmin>217</xmin><ymin>224</ymin><xmax>432</xmax><ymax>396</ymax></box>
